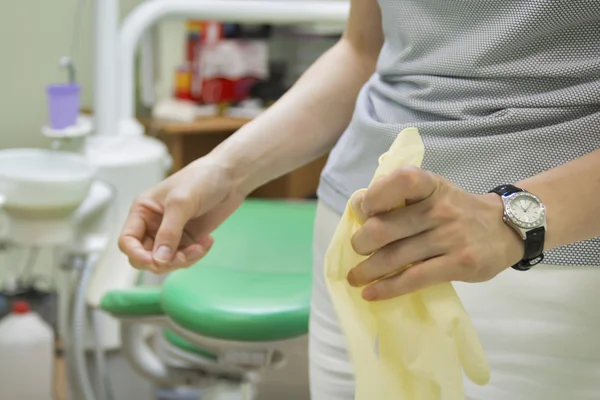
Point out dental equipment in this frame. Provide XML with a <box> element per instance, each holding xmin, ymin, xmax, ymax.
<box><xmin>60</xmin><ymin>57</ymin><xmax>77</xmax><ymax>85</ymax></box>
<box><xmin>0</xmin><ymin>146</ymin><xmax>115</xmax><ymax>400</ymax></box>
<box><xmin>85</xmin><ymin>0</ymin><xmax>347</xmax><ymax>353</ymax></box>
<box><xmin>28</xmin><ymin>1</ymin><xmax>347</xmax><ymax>399</ymax></box>
<box><xmin>101</xmin><ymin>200</ymin><xmax>317</xmax><ymax>400</ymax></box>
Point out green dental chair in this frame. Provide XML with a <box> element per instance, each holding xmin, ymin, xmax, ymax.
<box><xmin>100</xmin><ymin>200</ymin><xmax>317</xmax><ymax>399</ymax></box>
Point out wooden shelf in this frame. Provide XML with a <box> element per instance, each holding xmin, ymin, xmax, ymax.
<box><xmin>141</xmin><ymin>116</ymin><xmax>251</xmax><ymax>135</ymax></box>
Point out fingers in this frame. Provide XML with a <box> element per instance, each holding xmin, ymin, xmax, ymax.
<box><xmin>119</xmin><ymin>210</ymin><xmax>155</xmax><ymax>269</ymax></box>
<box><xmin>349</xmin><ymin>189</ymin><xmax>369</xmax><ymax>224</ymax></box>
<box><xmin>119</xmin><ymin>209</ymin><xmax>147</xmax><ymax>249</ymax></box>
<box><xmin>152</xmin><ymin>195</ymin><xmax>195</xmax><ymax>266</ymax></box>
<box><xmin>129</xmin><ymin>239</ymin><xmax>213</xmax><ymax>274</ymax></box>
<box><xmin>360</xmin><ymin>256</ymin><xmax>457</xmax><ymax>301</ymax></box>
<box><xmin>348</xmin><ymin>230</ymin><xmax>443</xmax><ymax>287</ymax></box>
<box><xmin>362</xmin><ymin>166</ymin><xmax>439</xmax><ymax>216</ymax></box>
<box><xmin>119</xmin><ymin>175</ymin><xmax>225</xmax><ymax>273</ymax></box>
<box><xmin>156</xmin><ymin>237</ymin><xmax>214</xmax><ymax>274</ymax></box>
<box><xmin>171</xmin><ymin>237</ymin><xmax>214</xmax><ymax>268</ymax></box>
<box><xmin>351</xmin><ymin>199</ymin><xmax>436</xmax><ymax>255</ymax></box>
<box><xmin>120</xmin><ymin>210</ymin><xmax>214</xmax><ymax>273</ymax></box>
<box><xmin>123</xmin><ymin>234</ymin><xmax>163</xmax><ymax>273</ymax></box>
<box><xmin>121</xmin><ymin>237</ymin><xmax>154</xmax><ymax>270</ymax></box>
<box><xmin>197</xmin><ymin>235</ymin><xmax>215</xmax><ymax>252</ymax></box>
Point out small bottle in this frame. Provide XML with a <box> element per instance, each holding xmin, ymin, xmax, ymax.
<box><xmin>0</xmin><ymin>301</ymin><xmax>55</xmax><ymax>399</ymax></box>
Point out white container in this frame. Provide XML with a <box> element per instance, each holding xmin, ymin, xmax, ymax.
<box><xmin>0</xmin><ymin>148</ymin><xmax>97</xmax><ymax>245</ymax></box>
<box><xmin>0</xmin><ymin>148</ymin><xmax>96</xmax><ymax>212</ymax></box>
<box><xmin>0</xmin><ymin>301</ymin><xmax>55</xmax><ymax>400</ymax></box>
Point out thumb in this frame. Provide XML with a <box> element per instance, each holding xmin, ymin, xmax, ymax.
<box><xmin>350</xmin><ymin>189</ymin><xmax>369</xmax><ymax>224</ymax></box>
<box><xmin>153</xmin><ymin>197</ymin><xmax>194</xmax><ymax>265</ymax></box>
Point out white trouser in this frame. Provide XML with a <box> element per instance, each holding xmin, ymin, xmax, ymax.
<box><xmin>309</xmin><ymin>200</ymin><xmax>600</xmax><ymax>400</ymax></box>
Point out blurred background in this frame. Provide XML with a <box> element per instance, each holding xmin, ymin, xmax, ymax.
<box><xmin>0</xmin><ymin>0</ymin><xmax>342</xmax><ymax>148</ymax></box>
<box><xmin>0</xmin><ymin>0</ymin><xmax>342</xmax><ymax>300</ymax></box>
<box><xmin>0</xmin><ymin>1</ymin><xmax>347</xmax><ymax>399</ymax></box>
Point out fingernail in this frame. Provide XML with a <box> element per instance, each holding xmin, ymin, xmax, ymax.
<box><xmin>350</xmin><ymin>195</ymin><xmax>362</xmax><ymax>212</ymax></box>
<box><xmin>187</xmin><ymin>245</ymin><xmax>206</xmax><ymax>260</ymax></box>
<box><xmin>347</xmin><ymin>271</ymin><xmax>357</xmax><ymax>287</ymax></box>
<box><xmin>351</xmin><ymin>194</ymin><xmax>368</xmax><ymax>223</ymax></box>
<box><xmin>362</xmin><ymin>286</ymin><xmax>377</xmax><ymax>301</ymax></box>
<box><xmin>154</xmin><ymin>246</ymin><xmax>173</xmax><ymax>263</ymax></box>
<box><xmin>199</xmin><ymin>236</ymin><xmax>214</xmax><ymax>247</ymax></box>
<box><xmin>356</xmin><ymin>196</ymin><xmax>372</xmax><ymax>217</ymax></box>
<box><xmin>360</xmin><ymin>200</ymin><xmax>371</xmax><ymax>216</ymax></box>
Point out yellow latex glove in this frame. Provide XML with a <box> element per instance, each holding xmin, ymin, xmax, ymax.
<box><xmin>324</xmin><ymin>127</ymin><xmax>490</xmax><ymax>400</ymax></box>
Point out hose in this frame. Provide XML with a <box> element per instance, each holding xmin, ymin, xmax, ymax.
<box><xmin>63</xmin><ymin>0</ymin><xmax>90</xmax><ymax>84</ymax></box>
<box><xmin>68</xmin><ymin>181</ymin><xmax>116</xmax><ymax>400</ymax></box>
<box><xmin>71</xmin><ymin>252</ymin><xmax>100</xmax><ymax>400</ymax></box>
<box><xmin>18</xmin><ymin>246</ymin><xmax>40</xmax><ymax>287</ymax></box>
<box><xmin>91</xmin><ymin>309</ymin><xmax>108</xmax><ymax>400</ymax></box>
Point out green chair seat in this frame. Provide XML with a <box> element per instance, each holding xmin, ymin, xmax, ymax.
<box><xmin>101</xmin><ymin>200</ymin><xmax>317</xmax><ymax>345</ymax></box>
<box><xmin>161</xmin><ymin>200</ymin><xmax>316</xmax><ymax>342</ymax></box>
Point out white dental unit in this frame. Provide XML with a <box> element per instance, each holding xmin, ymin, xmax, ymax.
<box><xmin>0</xmin><ymin>1</ymin><xmax>348</xmax><ymax>399</ymax></box>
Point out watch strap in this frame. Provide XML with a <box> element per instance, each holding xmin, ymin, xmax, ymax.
<box><xmin>512</xmin><ymin>227</ymin><xmax>545</xmax><ymax>271</ymax></box>
<box><xmin>523</xmin><ymin>227</ymin><xmax>545</xmax><ymax>260</ymax></box>
<box><xmin>489</xmin><ymin>184</ymin><xmax>523</xmax><ymax>197</ymax></box>
<box><xmin>489</xmin><ymin>184</ymin><xmax>545</xmax><ymax>271</ymax></box>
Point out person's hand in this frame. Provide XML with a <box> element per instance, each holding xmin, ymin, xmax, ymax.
<box><xmin>347</xmin><ymin>165</ymin><xmax>525</xmax><ymax>301</ymax></box>
<box><xmin>118</xmin><ymin>156</ymin><xmax>245</xmax><ymax>274</ymax></box>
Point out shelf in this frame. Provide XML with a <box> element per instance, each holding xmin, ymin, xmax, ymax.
<box><xmin>141</xmin><ymin>116</ymin><xmax>252</xmax><ymax>135</ymax></box>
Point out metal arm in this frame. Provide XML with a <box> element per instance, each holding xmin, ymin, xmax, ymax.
<box><xmin>94</xmin><ymin>0</ymin><xmax>119</xmax><ymax>137</ymax></box>
<box><xmin>121</xmin><ymin>321</ymin><xmax>179</xmax><ymax>385</ymax></box>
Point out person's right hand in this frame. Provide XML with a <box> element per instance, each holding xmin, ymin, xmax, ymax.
<box><xmin>118</xmin><ymin>156</ymin><xmax>245</xmax><ymax>274</ymax></box>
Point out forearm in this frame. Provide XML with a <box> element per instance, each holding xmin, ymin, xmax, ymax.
<box><xmin>517</xmin><ymin>148</ymin><xmax>600</xmax><ymax>250</ymax></box>
<box><xmin>209</xmin><ymin>38</ymin><xmax>377</xmax><ymax>195</ymax></box>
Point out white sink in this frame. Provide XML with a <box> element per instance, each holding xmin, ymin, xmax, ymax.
<box><xmin>0</xmin><ymin>148</ymin><xmax>96</xmax><ymax>214</ymax></box>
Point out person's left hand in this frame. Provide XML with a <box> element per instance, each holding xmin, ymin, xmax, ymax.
<box><xmin>347</xmin><ymin>165</ymin><xmax>525</xmax><ymax>301</ymax></box>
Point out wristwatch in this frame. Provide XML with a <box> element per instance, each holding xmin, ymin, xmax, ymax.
<box><xmin>489</xmin><ymin>184</ymin><xmax>547</xmax><ymax>271</ymax></box>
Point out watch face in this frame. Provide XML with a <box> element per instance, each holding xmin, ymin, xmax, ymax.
<box><xmin>505</xmin><ymin>192</ymin><xmax>546</xmax><ymax>229</ymax></box>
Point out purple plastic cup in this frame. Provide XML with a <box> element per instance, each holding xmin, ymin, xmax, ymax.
<box><xmin>46</xmin><ymin>84</ymin><xmax>81</xmax><ymax>129</ymax></box>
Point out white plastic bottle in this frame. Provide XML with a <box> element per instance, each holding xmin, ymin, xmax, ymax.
<box><xmin>0</xmin><ymin>300</ymin><xmax>55</xmax><ymax>399</ymax></box>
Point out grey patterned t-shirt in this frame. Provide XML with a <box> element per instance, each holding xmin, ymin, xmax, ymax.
<box><xmin>317</xmin><ymin>0</ymin><xmax>600</xmax><ymax>266</ymax></box>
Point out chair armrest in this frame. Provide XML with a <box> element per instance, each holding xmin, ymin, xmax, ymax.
<box><xmin>100</xmin><ymin>286</ymin><xmax>164</xmax><ymax>317</ymax></box>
